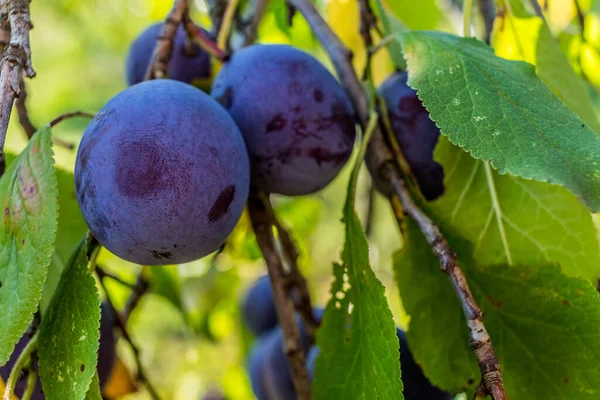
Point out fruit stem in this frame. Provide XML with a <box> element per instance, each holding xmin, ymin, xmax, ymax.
<box><xmin>463</xmin><ymin>0</ymin><xmax>473</xmax><ymax>38</ymax></box>
<box><xmin>217</xmin><ymin>0</ymin><xmax>240</xmax><ymax>51</ymax></box>
<box><xmin>3</xmin><ymin>331</ymin><xmax>39</xmax><ymax>400</ymax></box>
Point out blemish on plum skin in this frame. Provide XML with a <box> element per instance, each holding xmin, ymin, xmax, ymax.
<box><xmin>115</xmin><ymin>140</ymin><xmax>170</xmax><ymax>198</ymax></box>
<box><xmin>265</xmin><ymin>113</ymin><xmax>286</xmax><ymax>133</ymax></box>
<box><xmin>149</xmin><ymin>249</ymin><xmax>172</xmax><ymax>259</ymax></box>
<box><xmin>313</xmin><ymin>88</ymin><xmax>324</xmax><ymax>103</ymax></box>
<box><xmin>208</xmin><ymin>185</ymin><xmax>236</xmax><ymax>223</ymax></box>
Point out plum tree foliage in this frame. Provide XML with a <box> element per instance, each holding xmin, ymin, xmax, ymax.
<box><xmin>0</xmin><ymin>1</ymin><xmax>600</xmax><ymax>400</ymax></box>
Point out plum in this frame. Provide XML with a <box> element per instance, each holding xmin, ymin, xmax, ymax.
<box><xmin>75</xmin><ymin>79</ymin><xmax>250</xmax><ymax>265</ymax></box>
<box><xmin>211</xmin><ymin>44</ymin><xmax>356</xmax><ymax>196</ymax></box>
<box><xmin>97</xmin><ymin>302</ymin><xmax>116</xmax><ymax>388</ymax></box>
<box><xmin>125</xmin><ymin>22</ymin><xmax>211</xmax><ymax>87</ymax></box>
<box><xmin>242</xmin><ymin>276</ymin><xmax>278</xmax><ymax>336</ymax></box>
<box><xmin>378</xmin><ymin>71</ymin><xmax>445</xmax><ymax>201</ymax></box>
<box><xmin>0</xmin><ymin>303</ymin><xmax>118</xmax><ymax>399</ymax></box>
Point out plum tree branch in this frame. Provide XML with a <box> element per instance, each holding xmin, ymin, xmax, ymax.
<box><xmin>248</xmin><ymin>189</ymin><xmax>312</xmax><ymax>400</ymax></box>
<box><xmin>0</xmin><ymin>0</ymin><xmax>35</xmax><ymax>176</ymax></box>
<box><xmin>287</xmin><ymin>0</ymin><xmax>507</xmax><ymax>398</ymax></box>
<box><xmin>144</xmin><ymin>0</ymin><xmax>189</xmax><ymax>80</ymax></box>
<box><xmin>98</xmin><ymin>273</ymin><xmax>161</xmax><ymax>400</ymax></box>
<box><xmin>243</xmin><ymin>0</ymin><xmax>268</xmax><ymax>46</ymax></box>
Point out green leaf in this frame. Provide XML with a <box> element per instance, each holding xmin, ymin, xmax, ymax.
<box><xmin>385</xmin><ymin>0</ymin><xmax>440</xmax><ymax>30</ymax></box>
<box><xmin>397</xmin><ymin>30</ymin><xmax>600</xmax><ymax>211</ymax></box>
<box><xmin>84</xmin><ymin>372</ymin><xmax>102</xmax><ymax>400</ymax></box>
<box><xmin>271</xmin><ymin>0</ymin><xmax>291</xmax><ymax>37</ymax></box>
<box><xmin>41</xmin><ymin>164</ymin><xmax>88</xmax><ymax>312</ymax></box>
<box><xmin>371</xmin><ymin>0</ymin><xmax>407</xmax><ymax>70</ymax></box>
<box><xmin>429</xmin><ymin>137</ymin><xmax>600</xmax><ymax>282</ymax></box>
<box><xmin>38</xmin><ymin>239</ymin><xmax>101</xmax><ymax>400</ymax></box>
<box><xmin>314</xmin><ymin>119</ymin><xmax>403</xmax><ymax>398</ymax></box>
<box><xmin>0</xmin><ymin>127</ymin><xmax>58</xmax><ymax>365</ymax></box>
<box><xmin>491</xmin><ymin>10</ymin><xmax>600</xmax><ymax>134</ymax></box>
<box><xmin>396</xmin><ymin>219</ymin><xmax>600</xmax><ymax>399</ymax></box>
<box><xmin>394</xmin><ymin>219</ymin><xmax>476</xmax><ymax>393</ymax></box>
<box><xmin>146</xmin><ymin>265</ymin><xmax>182</xmax><ymax>311</ymax></box>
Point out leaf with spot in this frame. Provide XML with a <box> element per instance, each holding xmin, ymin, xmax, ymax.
<box><xmin>395</xmin><ymin>220</ymin><xmax>600</xmax><ymax>399</ymax></box>
<box><xmin>38</xmin><ymin>238</ymin><xmax>101</xmax><ymax>400</ymax></box>
<box><xmin>0</xmin><ymin>127</ymin><xmax>58</xmax><ymax>366</ymax></box>
<box><xmin>313</xmin><ymin>137</ymin><xmax>403</xmax><ymax>398</ymax></box>
<box><xmin>396</xmin><ymin>30</ymin><xmax>600</xmax><ymax>211</ymax></box>
<box><xmin>427</xmin><ymin>136</ymin><xmax>600</xmax><ymax>282</ymax></box>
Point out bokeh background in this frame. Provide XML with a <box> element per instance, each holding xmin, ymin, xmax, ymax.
<box><xmin>3</xmin><ymin>0</ymin><xmax>597</xmax><ymax>399</ymax></box>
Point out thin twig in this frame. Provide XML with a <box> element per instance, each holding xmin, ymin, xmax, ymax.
<box><xmin>20</xmin><ymin>365</ymin><xmax>36</xmax><ymax>400</ymax></box>
<box><xmin>0</xmin><ymin>0</ymin><xmax>35</xmax><ymax>176</ymax></box>
<box><xmin>182</xmin><ymin>13</ymin><xmax>229</xmax><ymax>61</ymax></box>
<box><xmin>144</xmin><ymin>0</ymin><xmax>189</xmax><ymax>80</ymax></box>
<box><xmin>358</xmin><ymin>0</ymin><xmax>376</xmax><ymax>48</ymax></box>
<box><xmin>574</xmin><ymin>0</ymin><xmax>585</xmax><ymax>36</ymax></box>
<box><xmin>98</xmin><ymin>275</ymin><xmax>161</xmax><ymax>400</ymax></box>
<box><xmin>216</xmin><ymin>0</ymin><xmax>240</xmax><ymax>51</ymax></box>
<box><xmin>242</xmin><ymin>0</ymin><xmax>269</xmax><ymax>46</ymax></box>
<box><xmin>528</xmin><ymin>0</ymin><xmax>547</xmax><ymax>25</ymax></box>
<box><xmin>478</xmin><ymin>0</ymin><xmax>495</xmax><ymax>44</ymax></box>
<box><xmin>96</xmin><ymin>265</ymin><xmax>137</xmax><ymax>289</ymax></box>
<box><xmin>48</xmin><ymin>110</ymin><xmax>94</xmax><ymax>128</ymax></box>
<box><xmin>208</xmin><ymin>0</ymin><xmax>229</xmax><ymax>38</ymax></box>
<box><xmin>248</xmin><ymin>189</ymin><xmax>311</xmax><ymax>400</ymax></box>
<box><xmin>123</xmin><ymin>268</ymin><xmax>150</xmax><ymax>322</ymax></box>
<box><xmin>260</xmin><ymin>193</ymin><xmax>319</xmax><ymax>342</ymax></box>
<box><xmin>286</xmin><ymin>0</ymin><xmax>507</xmax><ymax>398</ymax></box>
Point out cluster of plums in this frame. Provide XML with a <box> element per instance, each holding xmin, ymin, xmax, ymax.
<box><xmin>241</xmin><ymin>276</ymin><xmax>452</xmax><ymax>400</ymax></box>
<box><xmin>74</xmin><ymin>21</ymin><xmax>444</xmax><ymax>267</ymax></box>
<box><xmin>0</xmin><ymin>303</ymin><xmax>117</xmax><ymax>400</ymax></box>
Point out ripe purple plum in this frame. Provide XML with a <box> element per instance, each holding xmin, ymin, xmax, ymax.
<box><xmin>211</xmin><ymin>44</ymin><xmax>356</xmax><ymax>196</ymax></box>
<box><xmin>378</xmin><ymin>71</ymin><xmax>445</xmax><ymax>201</ymax></box>
<box><xmin>125</xmin><ymin>22</ymin><xmax>211</xmax><ymax>87</ymax></box>
<box><xmin>75</xmin><ymin>79</ymin><xmax>250</xmax><ymax>265</ymax></box>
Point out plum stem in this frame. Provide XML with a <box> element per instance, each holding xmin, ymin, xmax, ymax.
<box><xmin>248</xmin><ymin>190</ymin><xmax>315</xmax><ymax>400</ymax></box>
<box><xmin>216</xmin><ymin>0</ymin><xmax>240</xmax><ymax>51</ymax></box>
<box><xmin>0</xmin><ymin>0</ymin><xmax>35</xmax><ymax>176</ymax></box>
<box><xmin>2</xmin><ymin>331</ymin><xmax>38</xmax><ymax>400</ymax></box>
<box><xmin>287</xmin><ymin>0</ymin><xmax>508</xmax><ymax>398</ymax></box>
<box><xmin>97</xmin><ymin>270</ymin><xmax>162</xmax><ymax>400</ymax></box>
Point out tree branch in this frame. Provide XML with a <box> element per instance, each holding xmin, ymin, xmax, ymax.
<box><xmin>286</xmin><ymin>0</ymin><xmax>507</xmax><ymax>398</ymax></box>
<box><xmin>144</xmin><ymin>0</ymin><xmax>189</xmax><ymax>80</ymax></box>
<box><xmin>0</xmin><ymin>0</ymin><xmax>35</xmax><ymax>176</ymax></box>
<box><xmin>478</xmin><ymin>0</ymin><xmax>495</xmax><ymax>44</ymax></box>
<box><xmin>242</xmin><ymin>0</ymin><xmax>268</xmax><ymax>46</ymax></box>
<box><xmin>98</xmin><ymin>273</ymin><xmax>161</xmax><ymax>400</ymax></box>
<box><xmin>259</xmin><ymin>192</ymin><xmax>319</xmax><ymax>342</ymax></box>
<box><xmin>123</xmin><ymin>268</ymin><xmax>150</xmax><ymax>322</ymax></box>
<box><xmin>247</xmin><ymin>189</ymin><xmax>311</xmax><ymax>400</ymax></box>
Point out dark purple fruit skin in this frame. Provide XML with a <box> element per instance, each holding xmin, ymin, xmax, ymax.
<box><xmin>75</xmin><ymin>79</ymin><xmax>250</xmax><ymax>265</ymax></box>
<box><xmin>98</xmin><ymin>302</ymin><xmax>116</xmax><ymax>388</ymax></box>
<box><xmin>0</xmin><ymin>303</ymin><xmax>117</xmax><ymax>399</ymax></box>
<box><xmin>211</xmin><ymin>44</ymin><xmax>356</xmax><ymax>196</ymax></box>
<box><xmin>242</xmin><ymin>276</ymin><xmax>278</xmax><ymax>336</ymax></box>
<box><xmin>396</xmin><ymin>328</ymin><xmax>453</xmax><ymax>400</ymax></box>
<box><xmin>378</xmin><ymin>71</ymin><xmax>444</xmax><ymax>201</ymax></box>
<box><xmin>125</xmin><ymin>23</ymin><xmax>211</xmax><ymax>86</ymax></box>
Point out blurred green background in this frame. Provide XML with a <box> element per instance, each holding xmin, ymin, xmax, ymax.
<box><xmin>4</xmin><ymin>0</ymin><xmax>598</xmax><ymax>399</ymax></box>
